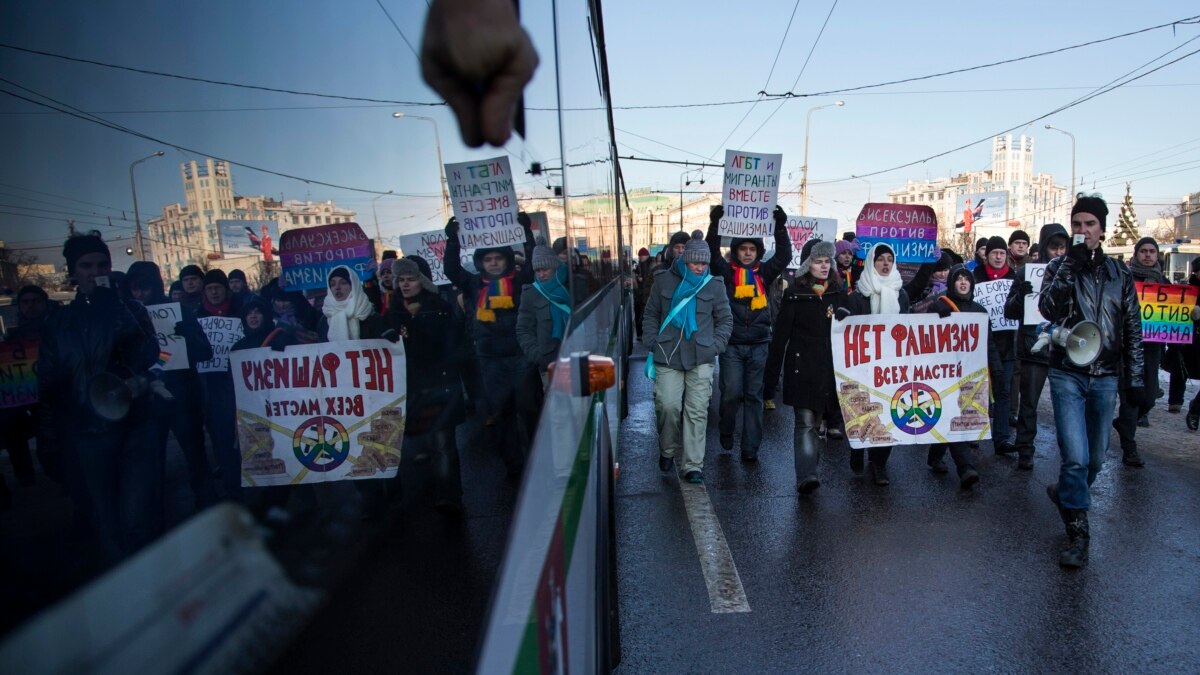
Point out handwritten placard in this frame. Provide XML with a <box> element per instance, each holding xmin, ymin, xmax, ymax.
<box><xmin>0</xmin><ymin>339</ymin><xmax>37</xmax><ymax>409</ymax></box>
<box><xmin>719</xmin><ymin>149</ymin><xmax>782</xmax><ymax>239</ymax></box>
<box><xmin>145</xmin><ymin>302</ymin><xmax>190</xmax><ymax>371</ymax></box>
<box><xmin>763</xmin><ymin>216</ymin><xmax>837</xmax><ymax>269</ymax></box>
<box><xmin>446</xmin><ymin>156</ymin><xmax>523</xmax><ymax>251</ymax></box>
<box><xmin>854</xmin><ymin>203</ymin><xmax>939</xmax><ymax>263</ymax></box>
<box><xmin>196</xmin><ymin>316</ymin><xmax>245</xmax><ymax>374</ymax></box>
<box><xmin>399</xmin><ymin>230</ymin><xmax>471</xmax><ymax>286</ymax></box>
<box><xmin>1135</xmin><ymin>282</ymin><xmax>1198</xmax><ymax>344</ymax></box>
<box><xmin>1023</xmin><ymin>263</ymin><xmax>1048</xmax><ymax>325</ymax></box>
<box><xmin>975</xmin><ymin>279</ymin><xmax>1018</xmax><ymax>332</ymax></box>
<box><xmin>279</xmin><ymin>222</ymin><xmax>376</xmax><ymax>291</ymax></box>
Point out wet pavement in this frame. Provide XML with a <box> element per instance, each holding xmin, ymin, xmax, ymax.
<box><xmin>616</xmin><ymin>348</ymin><xmax>1200</xmax><ymax>673</ymax></box>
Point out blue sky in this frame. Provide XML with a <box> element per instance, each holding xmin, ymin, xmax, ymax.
<box><xmin>2</xmin><ymin>0</ymin><xmax>1198</xmax><ymax>270</ymax></box>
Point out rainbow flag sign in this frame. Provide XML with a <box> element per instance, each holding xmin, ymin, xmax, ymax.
<box><xmin>1135</xmin><ymin>282</ymin><xmax>1198</xmax><ymax>344</ymax></box>
<box><xmin>831</xmin><ymin>314</ymin><xmax>991</xmax><ymax>448</ymax></box>
<box><xmin>0</xmin><ymin>339</ymin><xmax>38</xmax><ymax>409</ymax></box>
<box><xmin>853</xmin><ymin>203</ymin><xmax>940</xmax><ymax>263</ymax></box>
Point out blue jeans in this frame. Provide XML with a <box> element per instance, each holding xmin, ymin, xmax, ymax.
<box><xmin>719</xmin><ymin>343</ymin><xmax>767</xmax><ymax>453</ymax></box>
<box><xmin>1049</xmin><ymin>369</ymin><xmax>1118</xmax><ymax>511</ymax></box>
<box><xmin>992</xmin><ymin>358</ymin><xmax>1015</xmax><ymax>445</ymax></box>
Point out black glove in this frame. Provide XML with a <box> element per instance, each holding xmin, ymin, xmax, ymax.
<box><xmin>444</xmin><ymin>216</ymin><xmax>459</xmax><ymax>238</ymax></box>
<box><xmin>935</xmin><ymin>302</ymin><xmax>953</xmax><ymax>319</ymax></box>
<box><xmin>1126</xmin><ymin>385</ymin><xmax>1144</xmax><ymax>402</ymax></box>
<box><xmin>174</xmin><ymin>321</ymin><xmax>187</xmax><ymax>336</ymax></box>
<box><xmin>1067</xmin><ymin>242</ymin><xmax>1092</xmax><ymax>267</ymax></box>
<box><xmin>380</xmin><ymin>328</ymin><xmax>401</xmax><ymax>344</ymax></box>
<box><xmin>517</xmin><ymin>211</ymin><xmax>531</xmax><ymax>228</ymax></box>
<box><xmin>709</xmin><ymin>205</ymin><xmax>724</xmax><ymax>227</ymax></box>
<box><xmin>773</xmin><ymin>205</ymin><xmax>787</xmax><ymax>227</ymax></box>
<box><xmin>1016</xmin><ymin>280</ymin><xmax>1034</xmax><ymax>296</ymax></box>
<box><xmin>270</xmin><ymin>340</ymin><xmax>288</xmax><ymax>352</ymax></box>
<box><xmin>834</xmin><ymin>306</ymin><xmax>852</xmax><ymax>322</ymax></box>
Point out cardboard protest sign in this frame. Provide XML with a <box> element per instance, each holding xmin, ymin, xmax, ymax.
<box><xmin>527</xmin><ymin>211</ymin><xmax>551</xmax><ymax>244</ymax></box>
<box><xmin>1135</xmin><ymin>282</ymin><xmax>1198</xmax><ymax>344</ymax></box>
<box><xmin>853</xmin><ymin>203</ymin><xmax>939</xmax><ymax>263</ymax></box>
<box><xmin>145</xmin><ymin>303</ymin><xmax>190</xmax><ymax>371</ymax></box>
<box><xmin>196</xmin><ymin>316</ymin><xmax>244</xmax><ymax>374</ymax></box>
<box><xmin>975</xmin><ymin>279</ymin><xmax>1017</xmax><ymax>331</ymax></box>
<box><xmin>1023</xmin><ymin>263</ymin><xmax>1048</xmax><ymax>324</ymax></box>
<box><xmin>0</xmin><ymin>339</ymin><xmax>37</xmax><ymax>409</ymax></box>
<box><xmin>833</xmin><ymin>314</ymin><xmax>992</xmax><ymax>448</ymax></box>
<box><xmin>230</xmin><ymin>339</ymin><xmax>406</xmax><ymax>486</ymax></box>
<box><xmin>763</xmin><ymin>216</ymin><xmax>837</xmax><ymax>268</ymax></box>
<box><xmin>719</xmin><ymin>149</ymin><xmax>782</xmax><ymax>239</ymax></box>
<box><xmin>446</xmin><ymin>156</ymin><xmax>523</xmax><ymax>251</ymax></box>
<box><xmin>279</xmin><ymin>222</ymin><xmax>376</xmax><ymax>291</ymax></box>
<box><xmin>399</xmin><ymin>230</ymin><xmax>473</xmax><ymax>286</ymax></box>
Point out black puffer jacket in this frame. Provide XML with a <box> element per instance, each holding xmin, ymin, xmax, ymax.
<box><xmin>705</xmin><ymin>212</ymin><xmax>792</xmax><ymax>345</ymax></box>
<box><xmin>443</xmin><ymin>218</ymin><xmax>535</xmax><ymax>358</ymax></box>
<box><xmin>38</xmin><ymin>287</ymin><xmax>159</xmax><ymax>435</ymax></box>
<box><xmin>766</xmin><ymin>275</ymin><xmax>846</xmax><ymax>411</ymax></box>
<box><xmin>387</xmin><ymin>290</ymin><xmax>466</xmax><ymax>435</ymax></box>
<box><xmin>1004</xmin><ymin>223</ymin><xmax>1069</xmax><ymax>364</ymax></box>
<box><xmin>973</xmin><ymin>263</ymin><xmax>1017</xmax><ymax>361</ymax></box>
<box><xmin>1038</xmin><ymin>248</ymin><xmax>1144</xmax><ymax>385</ymax></box>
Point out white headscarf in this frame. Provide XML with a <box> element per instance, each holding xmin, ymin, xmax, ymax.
<box><xmin>322</xmin><ymin>265</ymin><xmax>373</xmax><ymax>341</ymax></box>
<box><xmin>856</xmin><ymin>243</ymin><xmax>903</xmax><ymax>315</ymax></box>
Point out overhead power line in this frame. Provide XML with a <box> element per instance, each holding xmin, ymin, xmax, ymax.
<box><xmin>373</xmin><ymin>0</ymin><xmax>421</xmax><ymax>58</ymax></box>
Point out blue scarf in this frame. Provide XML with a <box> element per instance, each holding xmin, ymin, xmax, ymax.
<box><xmin>669</xmin><ymin>258</ymin><xmax>706</xmax><ymax>339</ymax></box>
<box><xmin>534</xmin><ymin>265</ymin><xmax>572</xmax><ymax>339</ymax></box>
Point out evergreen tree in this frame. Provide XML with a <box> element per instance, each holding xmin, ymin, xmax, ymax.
<box><xmin>1109</xmin><ymin>182</ymin><xmax>1139</xmax><ymax>246</ymax></box>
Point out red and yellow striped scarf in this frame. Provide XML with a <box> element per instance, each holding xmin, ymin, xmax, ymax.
<box><xmin>476</xmin><ymin>274</ymin><xmax>515</xmax><ymax>322</ymax></box>
<box><xmin>734</xmin><ymin>265</ymin><xmax>768</xmax><ymax>310</ymax></box>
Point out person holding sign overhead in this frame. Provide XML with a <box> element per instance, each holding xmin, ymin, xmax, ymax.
<box><xmin>643</xmin><ymin>231</ymin><xmax>732</xmax><ymax>484</ymax></box>
<box><xmin>845</xmin><ymin>242</ymin><xmax>911</xmax><ymax>485</ymax></box>
<box><xmin>1039</xmin><ymin>194</ymin><xmax>1144</xmax><ymax>568</ymax></box>
<box><xmin>974</xmin><ymin>236</ymin><xmax>1018</xmax><ymax>456</ymax></box>
<box><xmin>706</xmin><ymin>203</ymin><xmax>792</xmax><ymax>461</ymax></box>
<box><xmin>444</xmin><ymin>213</ymin><xmax>538</xmax><ymax>478</ymax></box>
<box><xmin>1004</xmin><ymin>223</ymin><xmax>1069</xmax><ymax>470</ymax></box>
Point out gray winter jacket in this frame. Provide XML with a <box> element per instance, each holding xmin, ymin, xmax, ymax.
<box><xmin>516</xmin><ymin>284</ymin><xmax>577</xmax><ymax>370</ymax></box>
<box><xmin>641</xmin><ymin>266</ymin><xmax>733</xmax><ymax>371</ymax></box>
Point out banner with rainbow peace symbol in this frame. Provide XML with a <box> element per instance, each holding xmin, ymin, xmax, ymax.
<box><xmin>832</xmin><ymin>314</ymin><xmax>992</xmax><ymax>449</ymax></box>
<box><xmin>230</xmin><ymin>339</ymin><xmax>406</xmax><ymax>486</ymax></box>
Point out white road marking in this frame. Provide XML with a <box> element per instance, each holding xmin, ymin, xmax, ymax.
<box><xmin>678</xmin><ymin>479</ymin><xmax>751</xmax><ymax>614</ymax></box>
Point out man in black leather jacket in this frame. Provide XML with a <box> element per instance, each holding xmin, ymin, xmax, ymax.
<box><xmin>1038</xmin><ymin>195</ymin><xmax>1144</xmax><ymax>569</ymax></box>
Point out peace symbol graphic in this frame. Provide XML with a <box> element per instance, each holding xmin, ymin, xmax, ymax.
<box><xmin>292</xmin><ymin>416</ymin><xmax>351</xmax><ymax>472</ymax></box>
<box><xmin>890</xmin><ymin>383</ymin><xmax>942</xmax><ymax>435</ymax></box>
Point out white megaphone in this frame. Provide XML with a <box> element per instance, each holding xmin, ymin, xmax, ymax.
<box><xmin>1030</xmin><ymin>320</ymin><xmax>1102</xmax><ymax>367</ymax></box>
<box><xmin>89</xmin><ymin>372</ymin><xmax>174</xmax><ymax>420</ymax></box>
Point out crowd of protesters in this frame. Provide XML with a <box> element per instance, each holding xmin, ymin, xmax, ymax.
<box><xmin>2</xmin><ymin>194</ymin><xmax>1199</xmax><ymax>573</ymax></box>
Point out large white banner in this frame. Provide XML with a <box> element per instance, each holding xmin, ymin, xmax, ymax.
<box><xmin>719</xmin><ymin>149</ymin><xmax>781</xmax><ymax>239</ymax></box>
<box><xmin>399</xmin><ymin>230</ymin><xmax>472</xmax><ymax>286</ymax></box>
<box><xmin>975</xmin><ymin>279</ymin><xmax>1018</xmax><ymax>332</ymax></box>
<box><xmin>762</xmin><ymin>216</ymin><xmax>838</xmax><ymax>269</ymax></box>
<box><xmin>833</xmin><ymin>314</ymin><xmax>992</xmax><ymax>448</ymax></box>
<box><xmin>231</xmin><ymin>339</ymin><xmax>407</xmax><ymax>486</ymax></box>
<box><xmin>1024</xmin><ymin>263</ymin><xmax>1048</xmax><ymax>324</ymax></box>
<box><xmin>145</xmin><ymin>302</ymin><xmax>190</xmax><ymax>371</ymax></box>
<box><xmin>446</xmin><ymin>156</ymin><xmax>523</xmax><ymax>251</ymax></box>
<box><xmin>196</xmin><ymin>316</ymin><xmax>244</xmax><ymax>374</ymax></box>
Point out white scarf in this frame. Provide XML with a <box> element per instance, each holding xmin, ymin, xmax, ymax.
<box><xmin>322</xmin><ymin>265</ymin><xmax>373</xmax><ymax>341</ymax></box>
<box><xmin>856</xmin><ymin>243</ymin><xmax>903</xmax><ymax>315</ymax></box>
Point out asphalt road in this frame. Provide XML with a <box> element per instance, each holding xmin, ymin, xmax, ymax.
<box><xmin>615</xmin><ymin>349</ymin><xmax>1200</xmax><ymax>673</ymax></box>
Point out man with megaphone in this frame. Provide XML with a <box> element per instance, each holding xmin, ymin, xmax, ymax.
<box><xmin>1038</xmin><ymin>194</ymin><xmax>1145</xmax><ymax>569</ymax></box>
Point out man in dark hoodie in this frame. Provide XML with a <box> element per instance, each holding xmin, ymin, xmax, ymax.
<box><xmin>1112</xmin><ymin>237</ymin><xmax>1167</xmax><ymax>466</ymax></box>
<box><xmin>705</xmin><ymin>204</ymin><xmax>792</xmax><ymax>460</ymax></box>
<box><xmin>178</xmin><ymin>264</ymin><xmax>205</xmax><ymax>310</ymax></box>
<box><xmin>1004</xmin><ymin>223</ymin><xmax>1069</xmax><ymax>470</ymax></box>
<box><xmin>444</xmin><ymin>213</ymin><xmax>537</xmax><ymax>477</ymax></box>
<box><xmin>126</xmin><ymin>261</ymin><xmax>218</xmax><ymax>513</ymax></box>
<box><xmin>975</xmin><ymin>235</ymin><xmax>1018</xmax><ymax>455</ymax></box>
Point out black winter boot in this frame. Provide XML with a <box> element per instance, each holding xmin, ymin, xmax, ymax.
<box><xmin>793</xmin><ymin>409</ymin><xmax>820</xmax><ymax>493</ymax></box>
<box><xmin>1059</xmin><ymin>510</ymin><xmax>1090</xmax><ymax>568</ymax></box>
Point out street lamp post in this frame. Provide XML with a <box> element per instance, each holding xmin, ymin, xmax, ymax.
<box><xmin>371</xmin><ymin>190</ymin><xmax>394</xmax><ymax>257</ymax></box>
<box><xmin>1044</xmin><ymin>124</ymin><xmax>1076</xmax><ymax>205</ymax></box>
<box><xmin>393</xmin><ymin>112</ymin><xmax>450</xmax><ymax>221</ymax></box>
<box><xmin>129</xmin><ymin>150</ymin><xmax>165</xmax><ymax>262</ymax></box>
<box><xmin>800</xmin><ymin>101</ymin><xmax>844</xmax><ymax>216</ymax></box>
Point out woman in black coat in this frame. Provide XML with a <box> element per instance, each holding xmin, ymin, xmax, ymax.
<box><xmin>766</xmin><ymin>240</ymin><xmax>846</xmax><ymax>494</ymax></box>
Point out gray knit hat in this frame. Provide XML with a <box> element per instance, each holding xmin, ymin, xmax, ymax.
<box><xmin>796</xmin><ymin>240</ymin><xmax>836</xmax><ymax>278</ymax></box>
<box><xmin>391</xmin><ymin>256</ymin><xmax>437</xmax><ymax>293</ymax></box>
<box><xmin>531</xmin><ymin>238</ymin><xmax>560</xmax><ymax>271</ymax></box>
<box><xmin>682</xmin><ymin>230</ymin><xmax>710</xmax><ymax>264</ymax></box>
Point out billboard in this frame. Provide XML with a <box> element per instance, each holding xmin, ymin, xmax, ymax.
<box><xmin>954</xmin><ymin>191</ymin><xmax>1008</xmax><ymax>233</ymax></box>
<box><xmin>218</xmin><ymin>220</ymin><xmax>279</xmax><ymax>260</ymax></box>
